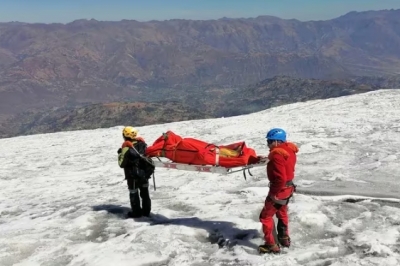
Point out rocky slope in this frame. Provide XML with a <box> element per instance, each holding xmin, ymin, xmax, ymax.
<box><xmin>0</xmin><ymin>101</ymin><xmax>211</xmax><ymax>138</ymax></box>
<box><xmin>1</xmin><ymin>9</ymin><xmax>400</xmax><ymax>116</ymax></box>
<box><xmin>2</xmin><ymin>75</ymin><xmax>398</xmax><ymax>138</ymax></box>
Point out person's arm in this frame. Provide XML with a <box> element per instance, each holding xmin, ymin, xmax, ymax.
<box><xmin>118</xmin><ymin>147</ymin><xmax>130</xmax><ymax>168</ymax></box>
<box><xmin>268</xmin><ymin>153</ymin><xmax>287</xmax><ymax>198</ymax></box>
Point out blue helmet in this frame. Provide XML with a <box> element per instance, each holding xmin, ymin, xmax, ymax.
<box><xmin>266</xmin><ymin>128</ymin><xmax>286</xmax><ymax>142</ymax></box>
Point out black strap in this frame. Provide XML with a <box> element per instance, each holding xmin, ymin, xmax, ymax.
<box><xmin>286</xmin><ymin>180</ymin><xmax>294</xmax><ymax>186</ymax></box>
<box><xmin>271</xmin><ymin>181</ymin><xmax>297</xmax><ymax>205</ymax></box>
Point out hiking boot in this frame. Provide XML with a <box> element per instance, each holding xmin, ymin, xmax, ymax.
<box><xmin>258</xmin><ymin>244</ymin><xmax>281</xmax><ymax>254</ymax></box>
<box><xmin>278</xmin><ymin>236</ymin><xmax>291</xmax><ymax>248</ymax></box>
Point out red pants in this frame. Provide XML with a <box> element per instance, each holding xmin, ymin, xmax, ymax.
<box><xmin>259</xmin><ymin>197</ymin><xmax>290</xmax><ymax>245</ymax></box>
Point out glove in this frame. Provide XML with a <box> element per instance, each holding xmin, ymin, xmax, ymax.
<box><xmin>117</xmin><ymin>148</ymin><xmax>122</xmax><ymax>154</ymax></box>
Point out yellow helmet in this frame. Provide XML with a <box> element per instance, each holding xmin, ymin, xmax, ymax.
<box><xmin>122</xmin><ymin>126</ymin><xmax>138</xmax><ymax>139</ymax></box>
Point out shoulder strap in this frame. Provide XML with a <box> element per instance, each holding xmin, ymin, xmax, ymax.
<box><xmin>131</xmin><ymin>145</ymin><xmax>155</xmax><ymax>167</ymax></box>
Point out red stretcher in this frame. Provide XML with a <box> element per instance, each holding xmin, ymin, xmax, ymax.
<box><xmin>145</xmin><ymin>130</ymin><xmax>268</xmax><ymax>179</ymax></box>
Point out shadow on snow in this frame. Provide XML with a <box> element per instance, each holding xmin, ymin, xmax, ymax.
<box><xmin>92</xmin><ymin>204</ymin><xmax>261</xmax><ymax>250</ymax></box>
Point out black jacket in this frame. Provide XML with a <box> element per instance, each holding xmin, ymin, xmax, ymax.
<box><xmin>118</xmin><ymin>140</ymin><xmax>154</xmax><ymax>181</ymax></box>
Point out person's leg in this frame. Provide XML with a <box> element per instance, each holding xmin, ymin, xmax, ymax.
<box><xmin>139</xmin><ymin>180</ymin><xmax>151</xmax><ymax>217</ymax></box>
<box><xmin>276</xmin><ymin>204</ymin><xmax>291</xmax><ymax>247</ymax></box>
<box><xmin>127</xmin><ymin>178</ymin><xmax>142</xmax><ymax>217</ymax></box>
<box><xmin>275</xmin><ymin>186</ymin><xmax>295</xmax><ymax>247</ymax></box>
<box><xmin>258</xmin><ymin>198</ymin><xmax>280</xmax><ymax>253</ymax></box>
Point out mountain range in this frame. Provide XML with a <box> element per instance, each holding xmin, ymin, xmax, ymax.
<box><xmin>1</xmin><ymin>9</ymin><xmax>400</xmax><ymax>137</ymax></box>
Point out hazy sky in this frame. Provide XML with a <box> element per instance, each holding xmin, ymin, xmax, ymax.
<box><xmin>1</xmin><ymin>0</ymin><xmax>400</xmax><ymax>24</ymax></box>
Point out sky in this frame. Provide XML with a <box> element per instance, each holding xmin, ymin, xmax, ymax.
<box><xmin>1</xmin><ymin>89</ymin><xmax>400</xmax><ymax>265</ymax></box>
<box><xmin>1</xmin><ymin>0</ymin><xmax>400</xmax><ymax>24</ymax></box>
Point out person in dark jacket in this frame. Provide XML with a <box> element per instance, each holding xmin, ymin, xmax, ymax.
<box><xmin>118</xmin><ymin>126</ymin><xmax>153</xmax><ymax>218</ymax></box>
<box><xmin>258</xmin><ymin>128</ymin><xmax>299</xmax><ymax>254</ymax></box>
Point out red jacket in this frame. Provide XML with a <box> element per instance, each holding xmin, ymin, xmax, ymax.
<box><xmin>267</xmin><ymin>142</ymin><xmax>299</xmax><ymax>199</ymax></box>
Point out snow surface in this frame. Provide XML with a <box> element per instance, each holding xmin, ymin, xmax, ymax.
<box><xmin>1</xmin><ymin>89</ymin><xmax>400</xmax><ymax>266</ymax></box>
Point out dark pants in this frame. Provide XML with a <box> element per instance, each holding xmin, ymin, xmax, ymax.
<box><xmin>127</xmin><ymin>177</ymin><xmax>151</xmax><ymax>217</ymax></box>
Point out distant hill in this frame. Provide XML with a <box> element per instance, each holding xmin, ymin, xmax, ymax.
<box><xmin>0</xmin><ymin>101</ymin><xmax>212</xmax><ymax>138</ymax></box>
<box><xmin>215</xmin><ymin>76</ymin><xmax>387</xmax><ymax>116</ymax></box>
<box><xmin>1</xmin><ymin>9</ymin><xmax>400</xmax><ymax>117</ymax></box>
<box><xmin>1</xmin><ymin>75</ymin><xmax>398</xmax><ymax>138</ymax></box>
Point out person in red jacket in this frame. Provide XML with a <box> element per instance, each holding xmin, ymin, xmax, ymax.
<box><xmin>258</xmin><ymin>128</ymin><xmax>299</xmax><ymax>254</ymax></box>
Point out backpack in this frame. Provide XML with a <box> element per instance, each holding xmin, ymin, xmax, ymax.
<box><xmin>133</xmin><ymin>141</ymin><xmax>155</xmax><ymax>179</ymax></box>
<box><xmin>139</xmin><ymin>156</ymin><xmax>155</xmax><ymax>179</ymax></box>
